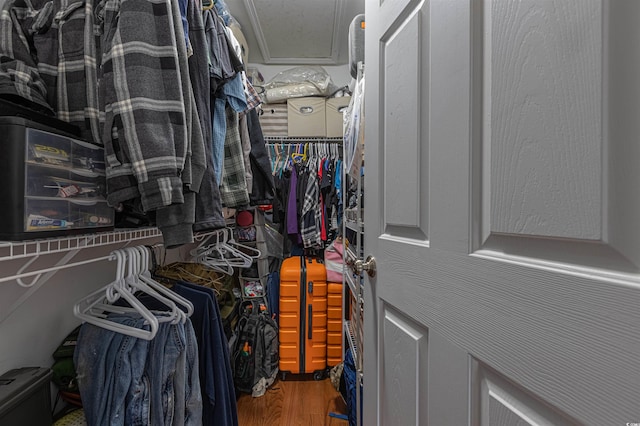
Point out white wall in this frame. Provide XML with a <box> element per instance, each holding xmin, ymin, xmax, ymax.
<box><xmin>0</xmin><ymin>248</ymin><xmax>116</xmax><ymax>376</ymax></box>
<box><xmin>0</xmin><ymin>236</ymin><xmax>189</xmax><ymax>376</ymax></box>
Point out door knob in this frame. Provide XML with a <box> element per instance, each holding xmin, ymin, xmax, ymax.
<box><xmin>353</xmin><ymin>255</ymin><xmax>377</xmax><ymax>278</ymax></box>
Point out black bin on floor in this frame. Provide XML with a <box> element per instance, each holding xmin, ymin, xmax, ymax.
<box><xmin>0</xmin><ymin>367</ymin><xmax>53</xmax><ymax>426</ymax></box>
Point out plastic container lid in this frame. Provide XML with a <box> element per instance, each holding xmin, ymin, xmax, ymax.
<box><xmin>0</xmin><ymin>367</ymin><xmax>53</xmax><ymax>418</ymax></box>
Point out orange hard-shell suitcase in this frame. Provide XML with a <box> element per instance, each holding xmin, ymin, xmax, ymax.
<box><xmin>279</xmin><ymin>256</ymin><xmax>327</xmax><ymax>379</ymax></box>
<box><xmin>327</xmin><ymin>282</ymin><xmax>343</xmax><ymax>367</ymax></box>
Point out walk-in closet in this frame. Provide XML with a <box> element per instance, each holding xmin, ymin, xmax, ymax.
<box><xmin>1</xmin><ymin>0</ymin><xmax>639</xmax><ymax>425</ymax></box>
<box><xmin>0</xmin><ymin>0</ymin><xmax>364</xmax><ymax>424</ymax></box>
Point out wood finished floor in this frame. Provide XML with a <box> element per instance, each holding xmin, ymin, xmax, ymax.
<box><xmin>236</xmin><ymin>377</ymin><xmax>348</xmax><ymax>426</ymax></box>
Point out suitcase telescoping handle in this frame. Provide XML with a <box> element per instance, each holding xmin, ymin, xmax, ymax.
<box><xmin>308</xmin><ymin>304</ymin><xmax>313</xmax><ymax>339</ymax></box>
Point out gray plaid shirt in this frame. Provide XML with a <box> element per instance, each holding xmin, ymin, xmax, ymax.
<box><xmin>1</xmin><ymin>0</ymin><xmax>216</xmax><ymax>247</ymax></box>
<box><xmin>1</xmin><ymin>0</ymin><xmax>191</xmax><ymax>214</ymax></box>
<box><xmin>0</xmin><ymin>0</ymin><xmax>102</xmax><ymax>141</ymax></box>
<box><xmin>220</xmin><ymin>105</ymin><xmax>249</xmax><ymax>208</ymax></box>
<box><xmin>99</xmin><ymin>0</ymin><xmax>189</xmax><ymax>212</ymax></box>
<box><xmin>0</xmin><ymin>0</ymin><xmax>53</xmax><ymax>114</ymax></box>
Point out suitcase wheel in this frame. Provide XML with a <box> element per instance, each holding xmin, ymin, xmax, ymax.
<box><xmin>281</xmin><ymin>371</ymin><xmax>287</xmax><ymax>382</ymax></box>
<box><xmin>313</xmin><ymin>370</ymin><xmax>324</xmax><ymax>381</ymax></box>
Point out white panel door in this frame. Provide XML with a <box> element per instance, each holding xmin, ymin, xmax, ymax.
<box><xmin>364</xmin><ymin>0</ymin><xmax>640</xmax><ymax>425</ymax></box>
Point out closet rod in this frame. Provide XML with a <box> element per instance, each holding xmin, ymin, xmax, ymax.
<box><xmin>0</xmin><ymin>248</ymin><xmax>113</xmax><ymax>324</ymax></box>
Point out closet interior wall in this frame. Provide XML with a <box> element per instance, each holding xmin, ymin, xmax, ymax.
<box><xmin>0</xmin><ymin>234</ymin><xmax>194</xmax><ymax>377</ymax></box>
<box><xmin>0</xmin><ymin>244</ymin><xmax>121</xmax><ymax>374</ymax></box>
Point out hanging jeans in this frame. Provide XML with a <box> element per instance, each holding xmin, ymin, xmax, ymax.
<box><xmin>75</xmin><ymin>313</ymin><xmax>202</xmax><ymax>426</ymax></box>
<box><xmin>140</xmin><ymin>319</ymin><xmax>202</xmax><ymax>426</ymax></box>
<box><xmin>75</xmin><ymin>314</ymin><xmax>151</xmax><ymax>426</ymax></box>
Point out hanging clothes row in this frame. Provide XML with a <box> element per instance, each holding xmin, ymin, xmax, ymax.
<box><xmin>73</xmin><ymin>245</ymin><xmax>239</xmax><ymax>426</ymax></box>
<box><xmin>266</xmin><ymin>141</ymin><xmax>343</xmax><ymax>253</ymax></box>
<box><xmin>0</xmin><ymin>0</ymin><xmax>274</xmax><ymax>248</ymax></box>
<box><xmin>73</xmin><ymin>247</ymin><xmax>204</xmax><ymax>426</ymax></box>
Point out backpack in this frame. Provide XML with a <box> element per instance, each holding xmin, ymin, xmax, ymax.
<box><xmin>232</xmin><ymin>299</ymin><xmax>279</xmax><ymax>396</ymax></box>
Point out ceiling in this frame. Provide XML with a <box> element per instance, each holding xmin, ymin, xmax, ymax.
<box><xmin>225</xmin><ymin>0</ymin><xmax>365</xmax><ymax>65</ymax></box>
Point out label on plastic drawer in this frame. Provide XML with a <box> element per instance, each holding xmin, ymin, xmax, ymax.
<box><xmin>26</xmin><ymin>214</ymin><xmax>73</xmax><ymax>230</ymax></box>
<box><xmin>31</xmin><ymin>144</ymin><xmax>70</xmax><ymax>166</ymax></box>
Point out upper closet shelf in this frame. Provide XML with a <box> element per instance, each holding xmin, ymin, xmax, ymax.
<box><xmin>0</xmin><ymin>228</ymin><xmax>164</xmax><ymax>289</ymax></box>
<box><xmin>345</xmin><ymin>218</ymin><xmax>363</xmax><ymax>233</ymax></box>
<box><xmin>264</xmin><ymin>136</ymin><xmax>343</xmax><ymax>143</ymax></box>
<box><xmin>0</xmin><ymin>227</ymin><xmax>162</xmax><ymax>262</ymax></box>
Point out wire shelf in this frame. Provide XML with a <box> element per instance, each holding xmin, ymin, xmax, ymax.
<box><xmin>344</xmin><ymin>320</ymin><xmax>358</xmax><ymax>362</ymax></box>
<box><xmin>264</xmin><ymin>136</ymin><xmax>343</xmax><ymax>143</ymax></box>
<box><xmin>345</xmin><ymin>218</ymin><xmax>364</xmax><ymax>233</ymax></box>
<box><xmin>345</xmin><ymin>269</ymin><xmax>359</xmax><ymax>297</ymax></box>
<box><xmin>0</xmin><ymin>228</ymin><xmax>162</xmax><ymax>262</ymax></box>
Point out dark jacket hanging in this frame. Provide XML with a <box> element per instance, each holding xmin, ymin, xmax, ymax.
<box><xmin>246</xmin><ymin>108</ymin><xmax>275</xmax><ymax>205</ymax></box>
<box><xmin>188</xmin><ymin>0</ymin><xmax>225</xmax><ymax>232</ymax></box>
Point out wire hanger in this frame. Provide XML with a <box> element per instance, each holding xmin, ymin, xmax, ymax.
<box><xmin>225</xmin><ymin>228</ymin><xmax>261</xmax><ymax>260</ymax></box>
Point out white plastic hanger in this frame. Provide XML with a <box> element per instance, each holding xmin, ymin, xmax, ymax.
<box><xmin>134</xmin><ymin>246</ymin><xmax>194</xmax><ymax>318</ymax></box>
<box><xmin>191</xmin><ymin>230</ymin><xmax>236</xmax><ymax>275</ymax></box>
<box><xmin>226</xmin><ymin>227</ymin><xmax>261</xmax><ymax>260</ymax></box>
<box><xmin>216</xmin><ymin>228</ymin><xmax>255</xmax><ymax>266</ymax></box>
<box><xmin>121</xmin><ymin>247</ymin><xmax>184</xmax><ymax>325</ymax></box>
<box><xmin>73</xmin><ymin>249</ymin><xmax>160</xmax><ymax>340</ymax></box>
<box><xmin>191</xmin><ymin>229</ymin><xmax>255</xmax><ymax>274</ymax></box>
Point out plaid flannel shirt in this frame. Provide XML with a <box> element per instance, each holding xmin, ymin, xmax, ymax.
<box><xmin>301</xmin><ymin>157</ymin><xmax>322</xmax><ymax>248</ymax></box>
<box><xmin>59</xmin><ymin>0</ymin><xmax>101</xmax><ymax>144</ymax></box>
<box><xmin>98</xmin><ymin>0</ymin><xmax>188</xmax><ymax>211</ymax></box>
<box><xmin>41</xmin><ymin>0</ymin><xmax>101</xmax><ymax>144</ymax></box>
<box><xmin>1</xmin><ymin>0</ymin><xmax>101</xmax><ymax>142</ymax></box>
<box><xmin>0</xmin><ymin>0</ymin><xmax>52</xmax><ymax>114</ymax></box>
<box><xmin>220</xmin><ymin>105</ymin><xmax>249</xmax><ymax>208</ymax></box>
<box><xmin>243</xmin><ymin>73</ymin><xmax>261</xmax><ymax>112</ymax></box>
<box><xmin>212</xmin><ymin>70</ymin><xmax>246</xmax><ymax>183</ymax></box>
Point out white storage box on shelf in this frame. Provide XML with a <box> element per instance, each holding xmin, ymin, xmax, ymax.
<box><xmin>287</xmin><ymin>97</ymin><xmax>326</xmax><ymax>137</ymax></box>
<box><xmin>325</xmin><ymin>96</ymin><xmax>351</xmax><ymax>138</ymax></box>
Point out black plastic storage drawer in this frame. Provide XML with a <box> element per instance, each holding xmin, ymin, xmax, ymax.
<box><xmin>0</xmin><ymin>117</ymin><xmax>114</xmax><ymax>240</ymax></box>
